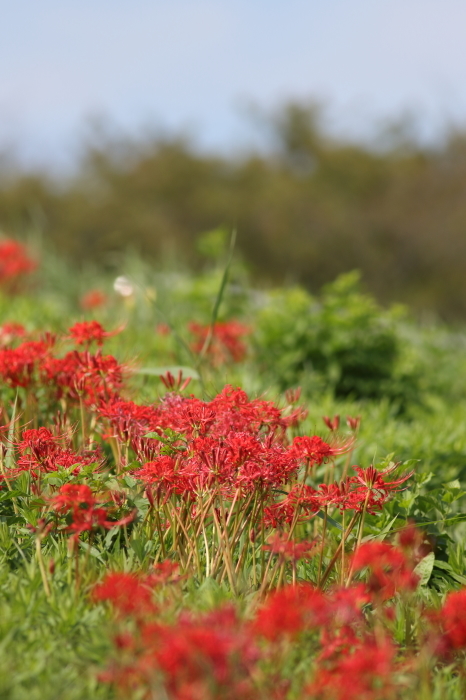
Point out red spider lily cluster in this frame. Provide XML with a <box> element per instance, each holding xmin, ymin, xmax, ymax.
<box><xmin>94</xmin><ymin>537</ymin><xmax>466</xmax><ymax>700</ymax></box>
<box><xmin>50</xmin><ymin>483</ymin><xmax>134</xmax><ymax>541</ymax></box>
<box><xmin>0</xmin><ymin>319</ymin><xmax>416</xmax><ymax>593</ymax></box>
<box><xmin>0</xmin><ymin>322</ymin><xmax>125</xmax><ymax>405</ymax></box>
<box><xmin>13</xmin><ymin>427</ymin><xmax>102</xmax><ymax>482</ymax></box>
<box><xmin>2</xmin><ymin>315</ymin><xmax>459</xmax><ymax>698</ymax></box>
<box><xmin>0</xmin><ymin>238</ymin><xmax>37</xmax><ymax>293</ymax></box>
<box><xmin>95</xmin><ymin>380</ymin><xmax>413</xmax><ymax>589</ymax></box>
<box><xmin>68</xmin><ymin>320</ymin><xmax>121</xmax><ymax>347</ymax></box>
<box><xmin>0</xmin><ymin>322</ymin><xmax>27</xmax><ymax>347</ymax></box>
<box><xmin>189</xmin><ymin>320</ymin><xmax>250</xmax><ymax>365</ymax></box>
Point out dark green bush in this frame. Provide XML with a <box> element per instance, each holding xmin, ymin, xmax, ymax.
<box><xmin>254</xmin><ymin>271</ymin><xmax>421</xmax><ymax>404</ymax></box>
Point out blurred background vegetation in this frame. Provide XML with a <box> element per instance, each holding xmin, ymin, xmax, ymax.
<box><xmin>2</xmin><ymin>101</ymin><xmax>466</xmax><ymax>320</ymax></box>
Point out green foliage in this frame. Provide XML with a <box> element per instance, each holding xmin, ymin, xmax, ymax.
<box><xmin>2</xmin><ymin>242</ymin><xmax>466</xmax><ymax>697</ymax></box>
<box><xmin>254</xmin><ymin>271</ymin><xmax>421</xmax><ymax>404</ymax></box>
<box><xmin>4</xmin><ymin>103</ymin><xmax>466</xmax><ymax>318</ymax></box>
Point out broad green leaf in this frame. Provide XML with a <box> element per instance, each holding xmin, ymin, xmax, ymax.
<box><xmin>414</xmin><ymin>552</ymin><xmax>435</xmax><ymax>586</ymax></box>
<box><xmin>136</xmin><ymin>366</ymin><xmax>199</xmax><ymax>379</ymax></box>
<box><xmin>433</xmin><ymin>559</ymin><xmax>466</xmax><ymax>585</ymax></box>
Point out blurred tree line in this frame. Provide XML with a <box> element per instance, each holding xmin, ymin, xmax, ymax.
<box><xmin>1</xmin><ymin>102</ymin><xmax>466</xmax><ymax>319</ymax></box>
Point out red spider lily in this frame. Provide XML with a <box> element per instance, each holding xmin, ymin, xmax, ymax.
<box><xmin>209</xmin><ymin>386</ymin><xmax>286</xmax><ymax>435</ymax></box>
<box><xmin>80</xmin><ymin>289</ymin><xmax>107</xmax><ymax>310</ymax></box>
<box><xmin>99</xmin><ymin>385</ymin><xmax>295</xmax><ymax>448</ymax></box>
<box><xmin>281</xmin><ymin>404</ymin><xmax>309</xmax><ymax>429</ymax></box>
<box><xmin>323</xmin><ymin>415</ymin><xmax>340</xmax><ymax>431</ymax></box>
<box><xmin>396</xmin><ymin>521</ymin><xmax>433</xmax><ymax>564</ymax></box>
<box><xmin>430</xmin><ymin>589</ymin><xmax>466</xmax><ymax>656</ymax></box>
<box><xmin>68</xmin><ymin>321</ymin><xmax>122</xmax><ymax>348</ymax></box>
<box><xmin>12</xmin><ymin>427</ymin><xmax>102</xmax><ymax>481</ymax></box>
<box><xmin>285</xmin><ymin>387</ymin><xmax>302</xmax><ymax>404</ymax></box>
<box><xmin>93</xmin><ymin>571</ymin><xmax>157</xmax><ymax>617</ymax></box>
<box><xmin>135</xmin><ymin>432</ymin><xmax>299</xmax><ymax>501</ymax></box>
<box><xmin>253</xmin><ymin>584</ymin><xmax>326</xmax><ymax>641</ymax></box>
<box><xmin>134</xmin><ymin>456</ymin><xmax>182</xmax><ymax>501</ymax></box>
<box><xmin>291</xmin><ymin>435</ymin><xmax>354</xmax><ymax>467</ymax></box>
<box><xmin>312</xmin><ymin>478</ymin><xmax>377</xmax><ymax>513</ymax></box>
<box><xmin>50</xmin><ymin>483</ymin><xmax>135</xmax><ymax>540</ymax></box>
<box><xmin>0</xmin><ymin>238</ymin><xmax>37</xmax><ymax>292</ymax></box>
<box><xmin>159</xmin><ymin>369</ymin><xmax>192</xmax><ymax>392</ymax></box>
<box><xmin>324</xmin><ymin>584</ymin><xmax>370</xmax><ymax>628</ymax></box>
<box><xmin>98</xmin><ymin>398</ymin><xmax>163</xmax><ymax>444</ymax></box>
<box><xmin>280</xmin><ymin>389</ymin><xmax>309</xmax><ymax>428</ymax></box>
<box><xmin>0</xmin><ymin>322</ymin><xmax>26</xmax><ymax>347</ymax></box>
<box><xmin>43</xmin><ymin>349</ymin><xmax>125</xmax><ymax>405</ymax></box>
<box><xmin>262</xmin><ymin>500</ymin><xmax>297</xmax><ymax>528</ymax></box>
<box><xmin>156</xmin><ymin>323</ymin><xmax>171</xmax><ymax>336</ymax></box>
<box><xmin>308</xmin><ymin>638</ymin><xmax>399</xmax><ymax>700</ymax></box>
<box><xmin>148</xmin><ymin>606</ymin><xmax>259</xmax><ymax>700</ymax></box>
<box><xmin>51</xmin><ymin>483</ymin><xmax>97</xmax><ymax>512</ymax></box>
<box><xmin>352</xmin><ymin>462</ymin><xmax>413</xmax><ymax>492</ymax></box>
<box><xmin>314</xmin><ymin>483</ymin><xmax>346</xmax><ymax>510</ymax></box>
<box><xmin>0</xmin><ymin>339</ymin><xmax>52</xmax><ymax>388</ymax></box>
<box><xmin>189</xmin><ymin>320</ymin><xmax>250</xmax><ymax>366</ymax></box>
<box><xmin>283</xmin><ymin>483</ymin><xmax>320</xmax><ymax>516</ymax></box>
<box><xmin>262</xmin><ymin>533</ymin><xmax>318</xmax><ymax>562</ymax></box>
<box><xmin>314</xmin><ymin>585</ymin><xmax>372</xmax><ymax>664</ymax></box>
<box><xmin>350</xmin><ymin>542</ymin><xmax>419</xmax><ymax>599</ymax></box>
<box><xmin>346</xmin><ymin>415</ymin><xmax>361</xmax><ymax>431</ymax></box>
<box><xmin>149</xmin><ymin>560</ymin><xmax>183</xmax><ymax>586</ymax></box>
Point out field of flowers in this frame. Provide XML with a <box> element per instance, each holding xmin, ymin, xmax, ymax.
<box><xmin>2</xmin><ymin>235</ymin><xmax>466</xmax><ymax>699</ymax></box>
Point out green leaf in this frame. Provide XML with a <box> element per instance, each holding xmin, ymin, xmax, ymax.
<box><xmin>79</xmin><ymin>541</ymin><xmax>104</xmax><ymax>563</ymax></box>
<box><xmin>433</xmin><ymin>560</ymin><xmax>466</xmax><ymax>585</ymax></box>
<box><xmin>0</xmin><ymin>490</ymin><xmax>28</xmax><ymax>502</ymax></box>
<box><xmin>143</xmin><ymin>432</ymin><xmax>165</xmax><ymax>441</ymax></box>
<box><xmin>414</xmin><ymin>552</ymin><xmax>435</xmax><ymax>586</ymax></box>
<box><xmin>316</xmin><ymin>510</ymin><xmax>343</xmax><ymax>531</ymax></box>
<box><xmin>136</xmin><ymin>366</ymin><xmax>200</xmax><ymax>379</ymax></box>
<box><xmin>130</xmin><ymin>538</ymin><xmax>146</xmax><ymax>563</ymax></box>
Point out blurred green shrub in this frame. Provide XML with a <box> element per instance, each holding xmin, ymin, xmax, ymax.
<box><xmin>3</xmin><ymin>103</ymin><xmax>466</xmax><ymax>318</ymax></box>
<box><xmin>254</xmin><ymin>271</ymin><xmax>421</xmax><ymax>405</ymax></box>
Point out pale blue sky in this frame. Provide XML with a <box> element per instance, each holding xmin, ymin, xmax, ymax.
<box><xmin>1</xmin><ymin>0</ymin><xmax>466</xmax><ymax>168</ymax></box>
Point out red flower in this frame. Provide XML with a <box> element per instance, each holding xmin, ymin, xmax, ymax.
<box><xmin>93</xmin><ymin>572</ymin><xmax>156</xmax><ymax>617</ymax></box>
<box><xmin>80</xmin><ymin>289</ymin><xmax>107</xmax><ymax>310</ymax></box>
<box><xmin>0</xmin><ymin>339</ymin><xmax>52</xmax><ymax>388</ymax></box>
<box><xmin>152</xmin><ymin>606</ymin><xmax>258</xmax><ymax>700</ymax></box>
<box><xmin>0</xmin><ymin>322</ymin><xmax>26</xmax><ymax>347</ymax></box>
<box><xmin>0</xmin><ymin>238</ymin><xmax>37</xmax><ymax>293</ymax></box>
<box><xmin>352</xmin><ymin>463</ymin><xmax>413</xmax><ymax>495</ymax></box>
<box><xmin>309</xmin><ymin>638</ymin><xmax>399</xmax><ymax>700</ymax></box>
<box><xmin>351</xmin><ymin>542</ymin><xmax>419</xmax><ymax>599</ymax></box>
<box><xmin>323</xmin><ymin>415</ymin><xmax>340</xmax><ymax>431</ymax></box>
<box><xmin>189</xmin><ymin>321</ymin><xmax>250</xmax><ymax>366</ymax></box>
<box><xmin>291</xmin><ymin>435</ymin><xmax>354</xmax><ymax>466</ymax></box>
<box><xmin>159</xmin><ymin>369</ymin><xmax>192</xmax><ymax>392</ymax></box>
<box><xmin>433</xmin><ymin>589</ymin><xmax>466</xmax><ymax>654</ymax></box>
<box><xmin>263</xmin><ymin>533</ymin><xmax>318</xmax><ymax>562</ymax></box>
<box><xmin>44</xmin><ymin>349</ymin><xmax>125</xmax><ymax>405</ymax></box>
<box><xmin>51</xmin><ymin>483</ymin><xmax>97</xmax><ymax>512</ymax></box>
<box><xmin>68</xmin><ymin>321</ymin><xmax>121</xmax><ymax>348</ymax></box>
<box><xmin>149</xmin><ymin>560</ymin><xmax>182</xmax><ymax>586</ymax></box>
<box><xmin>51</xmin><ymin>483</ymin><xmax>135</xmax><ymax>540</ymax></box>
<box><xmin>12</xmin><ymin>427</ymin><xmax>102</xmax><ymax>482</ymax></box>
<box><xmin>349</xmin><ymin>463</ymin><xmax>414</xmax><ymax>513</ymax></box>
<box><xmin>253</xmin><ymin>584</ymin><xmax>325</xmax><ymax>641</ymax></box>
